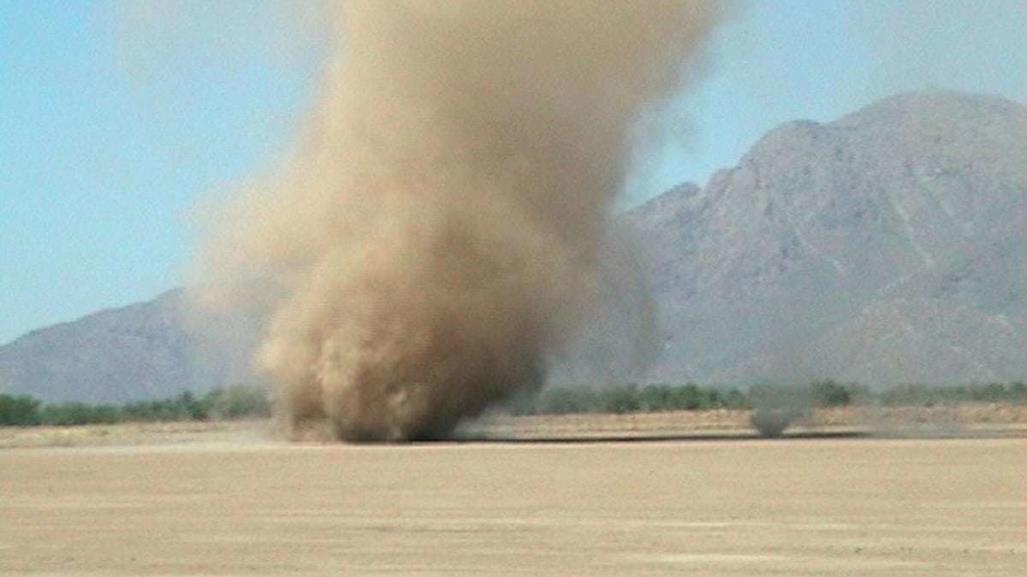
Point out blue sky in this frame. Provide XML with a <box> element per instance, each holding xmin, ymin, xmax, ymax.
<box><xmin>1</xmin><ymin>0</ymin><xmax>1025</xmax><ymax>344</ymax></box>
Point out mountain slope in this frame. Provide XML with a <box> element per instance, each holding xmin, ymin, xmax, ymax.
<box><xmin>627</xmin><ymin>90</ymin><xmax>1026</xmax><ymax>385</ymax></box>
<box><xmin>0</xmin><ymin>291</ymin><xmax>255</xmax><ymax>403</ymax></box>
<box><xmin>0</xmin><ymin>291</ymin><xmax>197</xmax><ymax>402</ymax></box>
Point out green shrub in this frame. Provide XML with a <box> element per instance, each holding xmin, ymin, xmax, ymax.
<box><xmin>202</xmin><ymin>385</ymin><xmax>272</xmax><ymax>420</ymax></box>
<box><xmin>637</xmin><ymin>384</ymin><xmax>674</xmax><ymax>412</ymax></box>
<box><xmin>0</xmin><ymin>394</ymin><xmax>42</xmax><ymax>426</ymax></box>
<box><xmin>878</xmin><ymin>382</ymin><xmax>1026</xmax><ymax>407</ymax></box>
<box><xmin>810</xmin><ymin>380</ymin><xmax>852</xmax><ymax>407</ymax></box>
<box><xmin>673</xmin><ymin>383</ymin><xmax>711</xmax><ymax>410</ymax></box>
<box><xmin>722</xmin><ymin>388</ymin><xmax>750</xmax><ymax>410</ymax></box>
<box><xmin>1010</xmin><ymin>382</ymin><xmax>1027</xmax><ymax>402</ymax></box>
<box><xmin>969</xmin><ymin>382</ymin><xmax>1013</xmax><ymax>403</ymax></box>
<box><xmin>597</xmin><ymin>385</ymin><xmax>641</xmax><ymax>414</ymax></box>
<box><xmin>532</xmin><ymin>383</ymin><xmax>751</xmax><ymax>415</ymax></box>
<box><xmin>40</xmin><ymin>403</ymin><xmax>120</xmax><ymax>426</ymax></box>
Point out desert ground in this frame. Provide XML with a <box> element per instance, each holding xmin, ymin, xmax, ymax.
<box><xmin>1</xmin><ymin>413</ymin><xmax>1024</xmax><ymax>576</ymax></box>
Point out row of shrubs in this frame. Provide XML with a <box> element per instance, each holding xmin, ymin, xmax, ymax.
<box><xmin>510</xmin><ymin>380</ymin><xmax>1027</xmax><ymax>416</ymax></box>
<box><xmin>0</xmin><ymin>385</ymin><xmax>271</xmax><ymax>427</ymax></box>
<box><xmin>510</xmin><ymin>383</ymin><xmax>751</xmax><ymax>415</ymax></box>
<box><xmin>876</xmin><ymin>382</ymin><xmax>1027</xmax><ymax>406</ymax></box>
<box><xmin>2</xmin><ymin>381</ymin><xmax>1024</xmax><ymax>427</ymax></box>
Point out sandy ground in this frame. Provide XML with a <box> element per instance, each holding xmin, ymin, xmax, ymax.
<box><xmin>1</xmin><ymin>425</ymin><xmax>1024</xmax><ymax>576</ymax></box>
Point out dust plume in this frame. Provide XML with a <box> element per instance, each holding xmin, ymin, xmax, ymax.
<box><xmin>196</xmin><ymin>1</ymin><xmax>720</xmax><ymax>442</ymax></box>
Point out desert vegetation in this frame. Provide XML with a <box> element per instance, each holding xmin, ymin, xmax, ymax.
<box><xmin>0</xmin><ymin>385</ymin><xmax>271</xmax><ymax>427</ymax></box>
<box><xmin>2</xmin><ymin>381</ymin><xmax>1024</xmax><ymax>431</ymax></box>
<box><xmin>517</xmin><ymin>380</ymin><xmax>1024</xmax><ymax>416</ymax></box>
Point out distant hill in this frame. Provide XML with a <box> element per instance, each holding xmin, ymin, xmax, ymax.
<box><xmin>0</xmin><ymin>291</ymin><xmax>196</xmax><ymax>403</ymax></box>
<box><xmin>0</xmin><ymin>290</ymin><xmax>257</xmax><ymax>403</ymax></box>
<box><xmin>1</xmin><ymin>91</ymin><xmax>1023</xmax><ymax>402</ymax></box>
<box><xmin>626</xmin><ymin>91</ymin><xmax>1026</xmax><ymax>385</ymax></box>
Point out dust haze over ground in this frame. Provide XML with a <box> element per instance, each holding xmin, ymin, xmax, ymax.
<box><xmin>193</xmin><ymin>1</ymin><xmax>720</xmax><ymax>442</ymax></box>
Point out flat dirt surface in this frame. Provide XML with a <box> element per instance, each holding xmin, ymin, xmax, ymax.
<box><xmin>1</xmin><ymin>435</ymin><xmax>1024</xmax><ymax>576</ymax></box>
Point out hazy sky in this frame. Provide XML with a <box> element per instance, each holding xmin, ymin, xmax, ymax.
<box><xmin>1</xmin><ymin>0</ymin><xmax>1025</xmax><ymax>344</ymax></box>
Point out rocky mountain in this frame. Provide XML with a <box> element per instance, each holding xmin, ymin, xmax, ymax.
<box><xmin>626</xmin><ymin>90</ymin><xmax>1025</xmax><ymax>385</ymax></box>
<box><xmin>1</xmin><ymin>91</ymin><xmax>1023</xmax><ymax>402</ymax></box>
<box><xmin>0</xmin><ymin>291</ymin><xmax>195</xmax><ymax>402</ymax></box>
<box><xmin>0</xmin><ymin>290</ymin><xmax>256</xmax><ymax>403</ymax></box>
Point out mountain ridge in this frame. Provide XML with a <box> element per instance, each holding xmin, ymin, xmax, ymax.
<box><xmin>2</xmin><ymin>90</ymin><xmax>1024</xmax><ymax>402</ymax></box>
<box><xmin>625</xmin><ymin>90</ymin><xmax>1025</xmax><ymax>385</ymax></box>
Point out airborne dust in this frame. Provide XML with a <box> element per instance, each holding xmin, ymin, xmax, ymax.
<box><xmin>197</xmin><ymin>1</ymin><xmax>720</xmax><ymax>442</ymax></box>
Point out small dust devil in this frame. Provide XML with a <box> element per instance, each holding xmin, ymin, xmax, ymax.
<box><xmin>196</xmin><ymin>1</ymin><xmax>719</xmax><ymax>442</ymax></box>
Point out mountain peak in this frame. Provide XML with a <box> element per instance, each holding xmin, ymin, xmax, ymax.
<box><xmin>626</xmin><ymin>90</ymin><xmax>1025</xmax><ymax>385</ymax></box>
<box><xmin>838</xmin><ymin>89</ymin><xmax>1026</xmax><ymax>127</ymax></box>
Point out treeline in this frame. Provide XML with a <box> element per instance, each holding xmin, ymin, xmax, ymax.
<box><xmin>512</xmin><ymin>383</ymin><xmax>751</xmax><ymax>415</ymax></box>
<box><xmin>511</xmin><ymin>380</ymin><xmax>1027</xmax><ymax>416</ymax></box>
<box><xmin>876</xmin><ymin>382</ymin><xmax>1027</xmax><ymax>406</ymax></box>
<box><xmin>0</xmin><ymin>385</ymin><xmax>271</xmax><ymax>427</ymax></box>
<box><xmin>2</xmin><ymin>381</ymin><xmax>1025</xmax><ymax>427</ymax></box>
